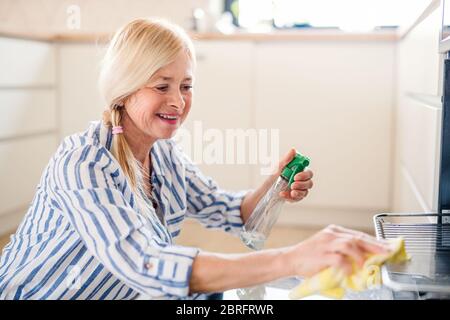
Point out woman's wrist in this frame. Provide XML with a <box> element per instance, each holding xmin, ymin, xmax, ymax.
<box><xmin>275</xmin><ymin>246</ymin><xmax>298</xmax><ymax>278</ymax></box>
<box><xmin>190</xmin><ymin>247</ymin><xmax>297</xmax><ymax>294</ymax></box>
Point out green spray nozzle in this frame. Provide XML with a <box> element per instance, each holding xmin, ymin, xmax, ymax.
<box><xmin>280</xmin><ymin>152</ymin><xmax>310</xmax><ymax>187</ymax></box>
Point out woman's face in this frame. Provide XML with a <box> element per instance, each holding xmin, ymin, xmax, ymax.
<box><xmin>124</xmin><ymin>51</ymin><xmax>194</xmax><ymax>141</ymax></box>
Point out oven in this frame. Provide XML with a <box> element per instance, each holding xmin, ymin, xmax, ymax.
<box><xmin>373</xmin><ymin>1</ymin><xmax>450</xmax><ymax>299</ymax></box>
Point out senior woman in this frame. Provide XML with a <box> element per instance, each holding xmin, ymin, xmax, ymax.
<box><xmin>0</xmin><ymin>18</ymin><xmax>389</xmax><ymax>300</ymax></box>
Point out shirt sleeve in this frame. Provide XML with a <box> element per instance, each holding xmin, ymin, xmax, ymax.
<box><xmin>49</xmin><ymin>144</ymin><xmax>199</xmax><ymax>299</ymax></box>
<box><xmin>179</xmin><ymin>150</ymin><xmax>251</xmax><ymax>236</ymax></box>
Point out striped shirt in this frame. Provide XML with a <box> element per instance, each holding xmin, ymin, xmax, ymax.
<box><xmin>0</xmin><ymin>121</ymin><xmax>247</xmax><ymax>300</ymax></box>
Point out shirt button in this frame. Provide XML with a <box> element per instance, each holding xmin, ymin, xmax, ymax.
<box><xmin>145</xmin><ymin>263</ymin><xmax>153</xmax><ymax>269</ymax></box>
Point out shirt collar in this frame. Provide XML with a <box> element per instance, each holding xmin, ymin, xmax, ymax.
<box><xmin>92</xmin><ymin>120</ymin><xmax>166</xmax><ymax>177</ymax></box>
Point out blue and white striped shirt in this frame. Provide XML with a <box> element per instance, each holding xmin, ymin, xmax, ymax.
<box><xmin>0</xmin><ymin>121</ymin><xmax>247</xmax><ymax>300</ymax></box>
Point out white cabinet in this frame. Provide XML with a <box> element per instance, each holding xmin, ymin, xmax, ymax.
<box><xmin>54</xmin><ymin>38</ymin><xmax>397</xmax><ymax>229</ymax></box>
<box><xmin>397</xmin><ymin>96</ymin><xmax>441</xmax><ymax>211</ymax></box>
<box><xmin>0</xmin><ymin>89</ymin><xmax>56</xmax><ymax>139</ymax></box>
<box><xmin>0</xmin><ymin>37</ymin><xmax>58</xmax><ymax>234</ymax></box>
<box><xmin>58</xmin><ymin>43</ymin><xmax>106</xmax><ymax>138</ymax></box>
<box><xmin>180</xmin><ymin>41</ymin><xmax>254</xmax><ymax>190</ymax></box>
<box><xmin>393</xmin><ymin>4</ymin><xmax>443</xmax><ymax>213</ymax></box>
<box><xmin>254</xmin><ymin>42</ymin><xmax>395</xmax><ymax>210</ymax></box>
<box><xmin>0</xmin><ymin>37</ymin><xmax>55</xmax><ymax>87</ymax></box>
<box><xmin>0</xmin><ymin>135</ymin><xmax>57</xmax><ymax>216</ymax></box>
<box><xmin>397</xmin><ymin>7</ymin><xmax>441</xmax><ymax>97</ymax></box>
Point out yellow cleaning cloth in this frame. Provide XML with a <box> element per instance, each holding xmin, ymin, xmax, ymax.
<box><xmin>289</xmin><ymin>238</ymin><xmax>409</xmax><ymax>300</ymax></box>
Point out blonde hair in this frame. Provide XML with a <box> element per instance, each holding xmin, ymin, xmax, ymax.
<box><xmin>99</xmin><ymin>18</ymin><xmax>195</xmax><ymax>205</ymax></box>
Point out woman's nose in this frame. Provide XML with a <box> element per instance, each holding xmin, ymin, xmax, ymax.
<box><xmin>168</xmin><ymin>90</ymin><xmax>185</xmax><ymax>110</ymax></box>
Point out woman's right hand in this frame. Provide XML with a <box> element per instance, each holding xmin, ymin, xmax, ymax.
<box><xmin>284</xmin><ymin>224</ymin><xmax>392</xmax><ymax>277</ymax></box>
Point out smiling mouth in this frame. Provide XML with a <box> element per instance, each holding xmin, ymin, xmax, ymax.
<box><xmin>156</xmin><ymin>113</ymin><xmax>180</xmax><ymax>124</ymax></box>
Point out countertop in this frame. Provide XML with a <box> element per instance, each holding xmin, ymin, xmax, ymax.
<box><xmin>223</xmin><ymin>276</ymin><xmax>395</xmax><ymax>300</ymax></box>
<box><xmin>0</xmin><ymin>29</ymin><xmax>398</xmax><ymax>43</ymax></box>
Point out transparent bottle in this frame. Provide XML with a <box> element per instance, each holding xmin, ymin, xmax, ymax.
<box><xmin>240</xmin><ymin>152</ymin><xmax>310</xmax><ymax>250</ymax></box>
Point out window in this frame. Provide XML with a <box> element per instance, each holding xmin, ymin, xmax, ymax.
<box><xmin>224</xmin><ymin>0</ymin><xmax>431</xmax><ymax>32</ymax></box>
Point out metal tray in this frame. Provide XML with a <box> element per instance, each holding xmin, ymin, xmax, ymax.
<box><xmin>374</xmin><ymin>213</ymin><xmax>450</xmax><ymax>293</ymax></box>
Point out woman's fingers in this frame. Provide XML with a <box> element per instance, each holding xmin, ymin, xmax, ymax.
<box><xmin>293</xmin><ymin>169</ymin><xmax>313</xmax><ymax>181</ymax></box>
<box><xmin>327</xmin><ymin>224</ymin><xmax>391</xmax><ymax>254</ymax></box>
<box><xmin>327</xmin><ymin>224</ymin><xmax>377</xmax><ymax>243</ymax></box>
<box><xmin>355</xmin><ymin>237</ymin><xmax>391</xmax><ymax>255</ymax></box>
<box><xmin>326</xmin><ymin>237</ymin><xmax>375</xmax><ymax>274</ymax></box>
<box><xmin>326</xmin><ymin>253</ymin><xmax>353</xmax><ymax>276</ymax></box>
<box><xmin>278</xmin><ymin>148</ymin><xmax>297</xmax><ymax>171</ymax></box>
<box><xmin>290</xmin><ymin>189</ymin><xmax>307</xmax><ymax>199</ymax></box>
<box><xmin>331</xmin><ymin>238</ymin><xmax>366</xmax><ymax>267</ymax></box>
<box><xmin>291</xmin><ymin>180</ymin><xmax>313</xmax><ymax>190</ymax></box>
<box><xmin>279</xmin><ymin>190</ymin><xmax>308</xmax><ymax>202</ymax></box>
<box><xmin>292</xmin><ymin>225</ymin><xmax>393</xmax><ymax>278</ymax></box>
<box><xmin>279</xmin><ymin>191</ymin><xmax>290</xmax><ymax>199</ymax></box>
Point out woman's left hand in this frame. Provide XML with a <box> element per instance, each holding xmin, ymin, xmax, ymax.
<box><xmin>276</xmin><ymin>148</ymin><xmax>314</xmax><ymax>203</ymax></box>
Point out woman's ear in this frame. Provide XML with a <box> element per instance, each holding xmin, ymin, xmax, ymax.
<box><xmin>123</xmin><ymin>93</ymin><xmax>136</xmax><ymax>109</ymax></box>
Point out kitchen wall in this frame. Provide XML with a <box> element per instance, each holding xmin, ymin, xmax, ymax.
<box><xmin>0</xmin><ymin>0</ymin><xmax>215</xmax><ymax>35</ymax></box>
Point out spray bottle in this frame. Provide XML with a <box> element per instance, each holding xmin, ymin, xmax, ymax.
<box><xmin>240</xmin><ymin>152</ymin><xmax>310</xmax><ymax>250</ymax></box>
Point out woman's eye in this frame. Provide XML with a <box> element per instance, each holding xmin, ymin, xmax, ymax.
<box><xmin>156</xmin><ymin>86</ymin><xmax>168</xmax><ymax>92</ymax></box>
<box><xmin>154</xmin><ymin>85</ymin><xmax>192</xmax><ymax>93</ymax></box>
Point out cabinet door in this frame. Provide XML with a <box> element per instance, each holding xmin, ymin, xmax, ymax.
<box><xmin>0</xmin><ymin>89</ymin><xmax>56</xmax><ymax>139</ymax></box>
<box><xmin>254</xmin><ymin>42</ymin><xmax>394</xmax><ymax>210</ymax></box>
<box><xmin>0</xmin><ymin>37</ymin><xmax>58</xmax><ymax>232</ymax></box>
<box><xmin>393</xmin><ymin>6</ymin><xmax>442</xmax><ymax>213</ymax></box>
<box><xmin>179</xmin><ymin>41</ymin><xmax>254</xmax><ymax>190</ymax></box>
<box><xmin>397</xmin><ymin>7</ymin><xmax>441</xmax><ymax>97</ymax></box>
<box><xmin>0</xmin><ymin>37</ymin><xmax>55</xmax><ymax>86</ymax></box>
<box><xmin>0</xmin><ymin>135</ymin><xmax>57</xmax><ymax>217</ymax></box>
<box><xmin>397</xmin><ymin>95</ymin><xmax>441</xmax><ymax>212</ymax></box>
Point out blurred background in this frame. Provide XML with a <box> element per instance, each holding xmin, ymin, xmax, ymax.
<box><xmin>0</xmin><ymin>0</ymin><xmax>442</xmax><ymax>253</ymax></box>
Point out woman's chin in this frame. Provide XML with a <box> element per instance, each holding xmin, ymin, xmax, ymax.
<box><xmin>156</xmin><ymin>128</ymin><xmax>178</xmax><ymax>140</ymax></box>
<box><xmin>144</xmin><ymin>121</ymin><xmax>180</xmax><ymax>140</ymax></box>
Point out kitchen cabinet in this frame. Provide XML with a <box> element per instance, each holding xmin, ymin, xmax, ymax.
<box><xmin>0</xmin><ymin>135</ymin><xmax>57</xmax><ymax>216</ymax></box>
<box><xmin>0</xmin><ymin>36</ymin><xmax>58</xmax><ymax>234</ymax></box>
<box><xmin>0</xmin><ymin>35</ymin><xmax>398</xmax><ymax>231</ymax></box>
<box><xmin>393</xmin><ymin>4</ymin><xmax>442</xmax><ymax>213</ymax></box>
<box><xmin>0</xmin><ymin>37</ymin><xmax>55</xmax><ymax>87</ymax></box>
<box><xmin>396</xmin><ymin>96</ymin><xmax>441</xmax><ymax>211</ymax></box>
<box><xmin>58</xmin><ymin>43</ymin><xmax>105</xmax><ymax>138</ymax></box>
<box><xmin>254</xmin><ymin>42</ymin><xmax>395</xmax><ymax>213</ymax></box>
<box><xmin>0</xmin><ymin>89</ymin><xmax>56</xmax><ymax>139</ymax></box>
<box><xmin>54</xmin><ymin>38</ymin><xmax>396</xmax><ymax>229</ymax></box>
<box><xmin>181</xmin><ymin>41</ymin><xmax>254</xmax><ymax>190</ymax></box>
